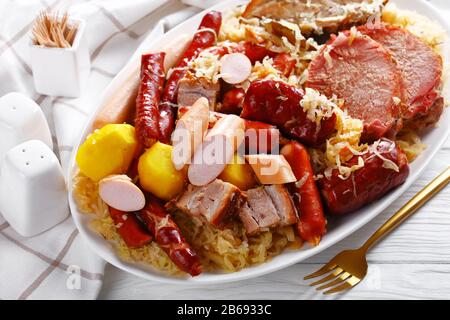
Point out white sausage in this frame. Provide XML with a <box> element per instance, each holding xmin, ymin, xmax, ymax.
<box><xmin>220</xmin><ymin>53</ymin><xmax>252</xmax><ymax>85</ymax></box>
<box><xmin>188</xmin><ymin>115</ymin><xmax>246</xmax><ymax>186</ymax></box>
<box><xmin>172</xmin><ymin>97</ymin><xmax>210</xmax><ymax>170</ymax></box>
<box><xmin>99</xmin><ymin>175</ymin><xmax>145</xmax><ymax>212</ymax></box>
<box><xmin>157</xmin><ymin>33</ymin><xmax>192</xmax><ymax>72</ymax></box>
<box><xmin>245</xmin><ymin>154</ymin><xmax>297</xmax><ymax>185</ymax></box>
<box><xmin>93</xmin><ymin>71</ymin><xmax>139</xmax><ymax>131</ymax></box>
<box><xmin>92</xmin><ymin>34</ymin><xmax>192</xmax><ymax>131</ymax></box>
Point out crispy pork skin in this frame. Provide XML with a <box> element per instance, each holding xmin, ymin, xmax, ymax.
<box><xmin>239</xmin><ymin>187</ymin><xmax>280</xmax><ymax>235</ymax></box>
<box><xmin>177</xmin><ymin>72</ymin><xmax>220</xmax><ymax>109</ymax></box>
<box><xmin>170</xmin><ymin>179</ymin><xmax>246</xmax><ymax>228</ymax></box>
<box><xmin>264</xmin><ymin>185</ymin><xmax>298</xmax><ymax>226</ymax></box>
<box><xmin>239</xmin><ymin>185</ymin><xmax>298</xmax><ymax>235</ymax></box>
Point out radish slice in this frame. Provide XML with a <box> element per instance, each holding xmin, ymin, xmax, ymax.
<box><xmin>172</xmin><ymin>97</ymin><xmax>210</xmax><ymax>170</ymax></box>
<box><xmin>245</xmin><ymin>154</ymin><xmax>297</xmax><ymax>185</ymax></box>
<box><xmin>220</xmin><ymin>53</ymin><xmax>252</xmax><ymax>84</ymax></box>
<box><xmin>99</xmin><ymin>175</ymin><xmax>145</xmax><ymax>212</ymax></box>
<box><xmin>188</xmin><ymin>114</ymin><xmax>245</xmax><ymax>186</ymax></box>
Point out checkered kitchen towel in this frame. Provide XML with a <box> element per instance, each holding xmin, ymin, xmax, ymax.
<box><xmin>0</xmin><ymin>0</ymin><xmax>224</xmax><ymax>300</ymax></box>
<box><xmin>0</xmin><ymin>0</ymin><xmax>448</xmax><ymax>301</ymax></box>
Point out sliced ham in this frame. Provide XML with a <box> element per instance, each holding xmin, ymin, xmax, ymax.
<box><xmin>404</xmin><ymin>97</ymin><xmax>444</xmax><ymax>132</ymax></box>
<box><xmin>177</xmin><ymin>72</ymin><xmax>220</xmax><ymax>110</ymax></box>
<box><xmin>306</xmin><ymin>31</ymin><xmax>403</xmax><ymax>142</ymax></box>
<box><xmin>358</xmin><ymin>24</ymin><xmax>443</xmax><ymax>130</ymax></box>
<box><xmin>170</xmin><ymin>179</ymin><xmax>246</xmax><ymax>228</ymax></box>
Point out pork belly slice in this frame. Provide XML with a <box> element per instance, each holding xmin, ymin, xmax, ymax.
<box><xmin>239</xmin><ymin>185</ymin><xmax>298</xmax><ymax>235</ymax></box>
<box><xmin>177</xmin><ymin>72</ymin><xmax>220</xmax><ymax>110</ymax></box>
<box><xmin>264</xmin><ymin>185</ymin><xmax>298</xmax><ymax>226</ymax></box>
<box><xmin>239</xmin><ymin>187</ymin><xmax>280</xmax><ymax>235</ymax></box>
<box><xmin>170</xmin><ymin>179</ymin><xmax>246</xmax><ymax>228</ymax></box>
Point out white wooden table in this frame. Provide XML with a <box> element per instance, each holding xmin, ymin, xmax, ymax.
<box><xmin>99</xmin><ymin>138</ymin><xmax>450</xmax><ymax>300</ymax></box>
<box><xmin>99</xmin><ymin>0</ymin><xmax>450</xmax><ymax>300</ymax></box>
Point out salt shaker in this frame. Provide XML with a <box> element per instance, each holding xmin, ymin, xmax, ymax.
<box><xmin>0</xmin><ymin>140</ymin><xmax>68</xmax><ymax>237</ymax></box>
<box><xmin>0</xmin><ymin>92</ymin><xmax>53</xmax><ymax>163</ymax></box>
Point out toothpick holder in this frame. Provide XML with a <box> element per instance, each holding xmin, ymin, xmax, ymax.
<box><xmin>30</xmin><ymin>17</ymin><xmax>90</xmax><ymax>98</ymax></box>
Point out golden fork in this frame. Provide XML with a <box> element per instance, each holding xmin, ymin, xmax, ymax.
<box><xmin>304</xmin><ymin>166</ymin><xmax>450</xmax><ymax>295</ymax></box>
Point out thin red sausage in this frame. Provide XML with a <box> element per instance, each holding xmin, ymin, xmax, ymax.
<box><xmin>109</xmin><ymin>207</ymin><xmax>152</xmax><ymax>248</ymax></box>
<box><xmin>140</xmin><ymin>196</ymin><xmax>202</xmax><ymax>276</ymax></box>
<box><xmin>319</xmin><ymin>139</ymin><xmax>410</xmax><ymax>215</ymax></box>
<box><xmin>159</xmin><ymin>11</ymin><xmax>222</xmax><ymax>143</ymax></box>
<box><xmin>281</xmin><ymin>141</ymin><xmax>326</xmax><ymax>245</ymax></box>
<box><xmin>135</xmin><ymin>53</ymin><xmax>166</xmax><ymax>148</ymax></box>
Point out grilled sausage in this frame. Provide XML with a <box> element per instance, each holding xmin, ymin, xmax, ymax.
<box><xmin>140</xmin><ymin>196</ymin><xmax>202</xmax><ymax>276</ymax></box>
<box><xmin>109</xmin><ymin>207</ymin><xmax>152</xmax><ymax>248</ymax></box>
<box><xmin>135</xmin><ymin>53</ymin><xmax>166</xmax><ymax>148</ymax></box>
<box><xmin>241</xmin><ymin>79</ymin><xmax>336</xmax><ymax>146</ymax></box>
<box><xmin>319</xmin><ymin>139</ymin><xmax>410</xmax><ymax>215</ymax></box>
<box><xmin>281</xmin><ymin>141</ymin><xmax>326</xmax><ymax>245</ymax></box>
<box><xmin>159</xmin><ymin>11</ymin><xmax>222</xmax><ymax>143</ymax></box>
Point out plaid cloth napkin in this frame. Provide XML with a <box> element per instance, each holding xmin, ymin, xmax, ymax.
<box><xmin>0</xmin><ymin>0</ymin><xmax>220</xmax><ymax>300</ymax></box>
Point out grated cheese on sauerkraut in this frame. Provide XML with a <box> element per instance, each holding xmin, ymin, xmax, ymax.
<box><xmin>73</xmin><ymin>172</ymin><xmax>302</xmax><ymax>275</ymax></box>
<box><xmin>306</xmin><ymin>96</ymin><xmax>371</xmax><ymax>180</ymax></box>
<box><xmin>300</xmin><ymin>88</ymin><xmax>336</xmax><ymax>126</ymax></box>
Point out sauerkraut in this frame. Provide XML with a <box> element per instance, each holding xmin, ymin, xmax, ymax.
<box><xmin>73</xmin><ymin>173</ymin><xmax>301</xmax><ymax>275</ymax></box>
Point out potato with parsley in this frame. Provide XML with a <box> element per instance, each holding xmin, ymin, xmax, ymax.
<box><xmin>138</xmin><ymin>142</ymin><xmax>187</xmax><ymax>201</ymax></box>
<box><xmin>219</xmin><ymin>153</ymin><xmax>257</xmax><ymax>191</ymax></box>
<box><xmin>76</xmin><ymin>124</ymin><xmax>138</xmax><ymax>182</ymax></box>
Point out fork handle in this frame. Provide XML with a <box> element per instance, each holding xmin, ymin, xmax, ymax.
<box><xmin>361</xmin><ymin>166</ymin><xmax>450</xmax><ymax>252</ymax></box>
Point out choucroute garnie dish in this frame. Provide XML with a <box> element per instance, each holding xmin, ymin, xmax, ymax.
<box><xmin>73</xmin><ymin>0</ymin><xmax>447</xmax><ymax>277</ymax></box>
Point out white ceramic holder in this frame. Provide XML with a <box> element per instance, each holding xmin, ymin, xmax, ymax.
<box><xmin>0</xmin><ymin>140</ymin><xmax>69</xmax><ymax>237</ymax></box>
<box><xmin>0</xmin><ymin>92</ymin><xmax>53</xmax><ymax>163</ymax></box>
<box><xmin>30</xmin><ymin>17</ymin><xmax>90</xmax><ymax>98</ymax></box>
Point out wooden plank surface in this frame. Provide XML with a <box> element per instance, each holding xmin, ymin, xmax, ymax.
<box><xmin>99</xmin><ymin>143</ymin><xmax>450</xmax><ymax>300</ymax></box>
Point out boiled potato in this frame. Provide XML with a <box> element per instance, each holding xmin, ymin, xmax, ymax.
<box><xmin>219</xmin><ymin>153</ymin><xmax>257</xmax><ymax>191</ymax></box>
<box><xmin>138</xmin><ymin>142</ymin><xmax>187</xmax><ymax>201</ymax></box>
<box><xmin>76</xmin><ymin>124</ymin><xmax>138</xmax><ymax>182</ymax></box>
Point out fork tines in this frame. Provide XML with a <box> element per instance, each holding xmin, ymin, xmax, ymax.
<box><xmin>304</xmin><ymin>264</ymin><xmax>361</xmax><ymax>295</ymax></box>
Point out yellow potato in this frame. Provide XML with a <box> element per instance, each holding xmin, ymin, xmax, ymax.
<box><xmin>219</xmin><ymin>154</ymin><xmax>257</xmax><ymax>191</ymax></box>
<box><xmin>138</xmin><ymin>142</ymin><xmax>187</xmax><ymax>201</ymax></box>
<box><xmin>76</xmin><ymin>124</ymin><xmax>138</xmax><ymax>182</ymax></box>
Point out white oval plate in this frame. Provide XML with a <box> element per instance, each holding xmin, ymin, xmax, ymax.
<box><xmin>68</xmin><ymin>0</ymin><xmax>450</xmax><ymax>284</ymax></box>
